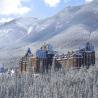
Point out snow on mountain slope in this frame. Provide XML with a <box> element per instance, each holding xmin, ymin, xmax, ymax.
<box><xmin>0</xmin><ymin>1</ymin><xmax>98</xmax><ymax>66</ymax></box>
<box><xmin>22</xmin><ymin>2</ymin><xmax>98</xmax><ymax>48</ymax></box>
<box><xmin>0</xmin><ymin>17</ymin><xmax>39</xmax><ymax>48</ymax></box>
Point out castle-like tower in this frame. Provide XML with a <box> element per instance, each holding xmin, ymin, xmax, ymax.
<box><xmin>19</xmin><ymin>48</ymin><xmax>34</xmax><ymax>72</ymax></box>
<box><xmin>36</xmin><ymin>43</ymin><xmax>54</xmax><ymax>73</ymax></box>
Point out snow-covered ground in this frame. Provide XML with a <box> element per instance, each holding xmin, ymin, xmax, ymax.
<box><xmin>0</xmin><ymin>65</ymin><xmax>98</xmax><ymax>98</ymax></box>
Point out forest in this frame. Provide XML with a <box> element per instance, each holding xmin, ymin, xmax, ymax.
<box><xmin>0</xmin><ymin>65</ymin><xmax>98</xmax><ymax>98</ymax></box>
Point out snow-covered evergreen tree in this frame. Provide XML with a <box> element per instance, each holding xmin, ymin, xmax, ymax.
<box><xmin>0</xmin><ymin>65</ymin><xmax>98</xmax><ymax>98</ymax></box>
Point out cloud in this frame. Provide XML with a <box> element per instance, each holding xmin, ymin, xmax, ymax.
<box><xmin>44</xmin><ymin>0</ymin><xmax>61</xmax><ymax>7</ymax></box>
<box><xmin>0</xmin><ymin>18</ymin><xmax>13</xmax><ymax>23</ymax></box>
<box><xmin>85</xmin><ymin>0</ymin><xmax>93</xmax><ymax>2</ymax></box>
<box><xmin>0</xmin><ymin>0</ymin><xmax>31</xmax><ymax>16</ymax></box>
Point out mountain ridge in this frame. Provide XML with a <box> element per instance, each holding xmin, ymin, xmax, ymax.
<box><xmin>0</xmin><ymin>1</ymin><xmax>98</xmax><ymax>66</ymax></box>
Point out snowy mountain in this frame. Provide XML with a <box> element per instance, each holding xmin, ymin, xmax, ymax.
<box><xmin>0</xmin><ymin>1</ymin><xmax>98</xmax><ymax>66</ymax></box>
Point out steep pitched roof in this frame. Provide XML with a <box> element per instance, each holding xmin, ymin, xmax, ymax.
<box><xmin>25</xmin><ymin>48</ymin><xmax>32</xmax><ymax>57</ymax></box>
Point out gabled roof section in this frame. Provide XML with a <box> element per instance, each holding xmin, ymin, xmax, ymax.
<box><xmin>25</xmin><ymin>48</ymin><xmax>32</xmax><ymax>57</ymax></box>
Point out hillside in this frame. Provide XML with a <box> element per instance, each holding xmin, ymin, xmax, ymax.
<box><xmin>0</xmin><ymin>1</ymin><xmax>98</xmax><ymax>66</ymax></box>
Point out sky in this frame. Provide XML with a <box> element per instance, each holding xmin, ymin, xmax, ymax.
<box><xmin>0</xmin><ymin>0</ymin><xmax>94</xmax><ymax>23</ymax></box>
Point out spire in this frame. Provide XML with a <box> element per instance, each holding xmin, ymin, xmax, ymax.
<box><xmin>85</xmin><ymin>31</ymin><xmax>95</xmax><ymax>51</ymax></box>
<box><xmin>88</xmin><ymin>31</ymin><xmax>92</xmax><ymax>42</ymax></box>
<box><xmin>25</xmin><ymin>48</ymin><xmax>32</xmax><ymax>57</ymax></box>
<box><xmin>85</xmin><ymin>42</ymin><xmax>94</xmax><ymax>51</ymax></box>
